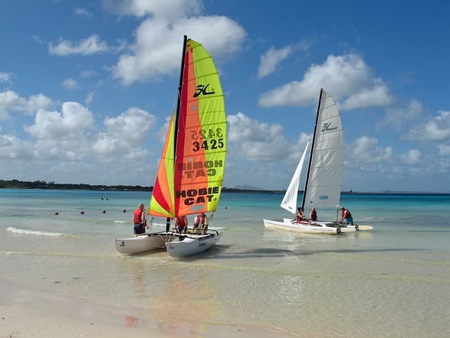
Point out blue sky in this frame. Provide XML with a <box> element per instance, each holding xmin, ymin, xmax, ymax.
<box><xmin>1</xmin><ymin>0</ymin><xmax>449</xmax><ymax>192</ymax></box>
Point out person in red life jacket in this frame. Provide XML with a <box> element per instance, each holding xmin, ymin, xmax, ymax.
<box><xmin>340</xmin><ymin>207</ymin><xmax>354</xmax><ymax>225</ymax></box>
<box><xmin>193</xmin><ymin>212</ymin><xmax>208</xmax><ymax>234</ymax></box>
<box><xmin>309</xmin><ymin>207</ymin><xmax>318</xmax><ymax>222</ymax></box>
<box><xmin>175</xmin><ymin>215</ymin><xmax>188</xmax><ymax>234</ymax></box>
<box><xmin>295</xmin><ymin>207</ymin><xmax>304</xmax><ymax>223</ymax></box>
<box><xmin>133</xmin><ymin>203</ymin><xmax>148</xmax><ymax>236</ymax></box>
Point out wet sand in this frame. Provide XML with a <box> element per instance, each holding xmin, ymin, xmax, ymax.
<box><xmin>0</xmin><ymin>278</ymin><xmax>299</xmax><ymax>338</ymax></box>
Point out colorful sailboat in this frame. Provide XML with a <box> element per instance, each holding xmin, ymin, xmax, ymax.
<box><xmin>264</xmin><ymin>89</ymin><xmax>348</xmax><ymax>234</ymax></box>
<box><xmin>149</xmin><ymin>36</ymin><xmax>226</xmax><ymax>257</ymax></box>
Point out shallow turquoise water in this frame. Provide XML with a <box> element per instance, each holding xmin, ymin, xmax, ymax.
<box><xmin>1</xmin><ymin>189</ymin><xmax>449</xmax><ymax>337</ymax></box>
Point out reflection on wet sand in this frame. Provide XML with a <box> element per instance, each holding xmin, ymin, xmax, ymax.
<box><xmin>148</xmin><ymin>264</ymin><xmax>221</xmax><ymax>335</ymax></box>
<box><xmin>115</xmin><ymin>257</ymin><xmax>222</xmax><ymax>335</ymax></box>
<box><xmin>125</xmin><ymin>315</ymin><xmax>138</xmax><ymax>327</ymax></box>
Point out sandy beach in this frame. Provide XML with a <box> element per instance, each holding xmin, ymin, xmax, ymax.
<box><xmin>0</xmin><ymin>278</ymin><xmax>299</xmax><ymax>338</ymax></box>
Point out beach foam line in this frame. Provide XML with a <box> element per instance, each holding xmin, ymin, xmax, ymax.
<box><xmin>7</xmin><ymin>227</ymin><xmax>64</xmax><ymax>237</ymax></box>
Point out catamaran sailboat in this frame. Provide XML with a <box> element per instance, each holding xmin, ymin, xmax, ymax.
<box><xmin>264</xmin><ymin>89</ymin><xmax>369</xmax><ymax>234</ymax></box>
<box><xmin>148</xmin><ymin>36</ymin><xmax>227</xmax><ymax>257</ymax></box>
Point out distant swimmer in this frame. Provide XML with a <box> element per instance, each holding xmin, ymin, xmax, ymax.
<box><xmin>80</xmin><ymin>211</ymin><xmax>85</xmax><ymax>215</ymax></box>
<box><xmin>55</xmin><ymin>212</ymin><xmax>59</xmax><ymax>215</ymax></box>
<box><xmin>103</xmin><ymin>210</ymin><xmax>106</xmax><ymax>214</ymax></box>
<box><xmin>123</xmin><ymin>209</ymin><xmax>127</xmax><ymax>213</ymax></box>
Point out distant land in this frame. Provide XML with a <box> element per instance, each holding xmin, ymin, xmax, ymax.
<box><xmin>234</xmin><ymin>185</ymin><xmax>263</xmax><ymax>190</ymax></box>
<box><xmin>0</xmin><ymin>179</ymin><xmax>447</xmax><ymax>195</ymax></box>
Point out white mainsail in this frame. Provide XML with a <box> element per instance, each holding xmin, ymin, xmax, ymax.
<box><xmin>262</xmin><ymin>89</ymin><xmax>347</xmax><ymax>235</ymax></box>
<box><xmin>280</xmin><ymin>141</ymin><xmax>310</xmax><ymax>214</ymax></box>
<box><xmin>302</xmin><ymin>89</ymin><xmax>344</xmax><ymax>210</ymax></box>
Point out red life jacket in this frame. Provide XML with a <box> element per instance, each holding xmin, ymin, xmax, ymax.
<box><xmin>177</xmin><ymin>216</ymin><xmax>187</xmax><ymax>227</ymax></box>
<box><xmin>133</xmin><ymin>209</ymin><xmax>143</xmax><ymax>224</ymax></box>
<box><xmin>195</xmin><ymin>214</ymin><xmax>206</xmax><ymax>225</ymax></box>
<box><xmin>310</xmin><ymin>210</ymin><xmax>317</xmax><ymax>221</ymax></box>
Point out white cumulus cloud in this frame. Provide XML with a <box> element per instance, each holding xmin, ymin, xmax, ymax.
<box><xmin>257</xmin><ymin>46</ymin><xmax>293</xmax><ymax>79</ymax></box>
<box><xmin>0</xmin><ymin>90</ymin><xmax>52</xmax><ymax>119</ymax></box>
<box><xmin>102</xmin><ymin>0</ymin><xmax>202</xmax><ymax>20</ymax></box>
<box><xmin>406</xmin><ymin>110</ymin><xmax>450</xmax><ymax>142</ymax></box>
<box><xmin>112</xmin><ymin>15</ymin><xmax>246</xmax><ymax>85</ymax></box>
<box><xmin>258</xmin><ymin>54</ymin><xmax>394</xmax><ymax>110</ymax></box>
<box><xmin>349</xmin><ymin>136</ymin><xmax>393</xmax><ymax>163</ymax></box>
<box><xmin>92</xmin><ymin>107</ymin><xmax>157</xmax><ymax>159</ymax></box>
<box><xmin>227</xmin><ymin>112</ymin><xmax>308</xmax><ymax>162</ymax></box>
<box><xmin>62</xmin><ymin>78</ymin><xmax>79</xmax><ymax>90</ymax></box>
<box><xmin>49</xmin><ymin>35</ymin><xmax>110</xmax><ymax>56</ymax></box>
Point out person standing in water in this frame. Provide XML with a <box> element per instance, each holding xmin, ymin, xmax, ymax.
<box><xmin>133</xmin><ymin>203</ymin><xmax>148</xmax><ymax>236</ymax></box>
<box><xmin>340</xmin><ymin>207</ymin><xmax>354</xmax><ymax>225</ymax></box>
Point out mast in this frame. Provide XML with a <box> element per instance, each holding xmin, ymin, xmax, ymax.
<box><xmin>166</xmin><ymin>35</ymin><xmax>188</xmax><ymax>232</ymax></box>
<box><xmin>174</xmin><ymin>35</ymin><xmax>188</xmax><ymax>151</ymax></box>
<box><xmin>301</xmin><ymin>88</ymin><xmax>323</xmax><ymax>210</ymax></box>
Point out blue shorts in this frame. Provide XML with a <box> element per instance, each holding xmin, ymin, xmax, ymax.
<box><xmin>344</xmin><ymin>217</ymin><xmax>354</xmax><ymax>224</ymax></box>
<box><xmin>176</xmin><ymin>225</ymin><xmax>187</xmax><ymax>234</ymax></box>
<box><xmin>134</xmin><ymin>223</ymin><xmax>145</xmax><ymax>235</ymax></box>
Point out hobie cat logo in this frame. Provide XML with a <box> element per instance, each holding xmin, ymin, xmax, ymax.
<box><xmin>321</xmin><ymin>122</ymin><xmax>337</xmax><ymax>132</ymax></box>
<box><xmin>194</xmin><ymin>84</ymin><xmax>215</xmax><ymax>97</ymax></box>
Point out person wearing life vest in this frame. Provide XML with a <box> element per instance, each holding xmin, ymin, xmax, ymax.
<box><xmin>193</xmin><ymin>212</ymin><xmax>208</xmax><ymax>234</ymax></box>
<box><xmin>133</xmin><ymin>203</ymin><xmax>148</xmax><ymax>236</ymax></box>
<box><xmin>309</xmin><ymin>208</ymin><xmax>318</xmax><ymax>222</ymax></box>
<box><xmin>340</xmin><ymin>207</ymin><xmax>354</xmax><ymax>225</ymax></box>
<box><xmin>175</xmin><ymin>215</ymin><xmax>188</xmax><ymax>234</ymax></box>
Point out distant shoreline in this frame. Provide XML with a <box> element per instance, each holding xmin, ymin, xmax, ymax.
<box><xmin>1</xmin><ymin>179</ymin><xmax>449</xmax><ymax>195</ymax></box>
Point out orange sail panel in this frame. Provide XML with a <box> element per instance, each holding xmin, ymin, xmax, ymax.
<box><xmin>149</xmin><ymin>38</ymin><xmax>226</xmax><ymax>218</ymax></box>
<box><xmin>149</xmin><ymin>112</ymin><xmax>175</xmax><ymax>217</ymax></box>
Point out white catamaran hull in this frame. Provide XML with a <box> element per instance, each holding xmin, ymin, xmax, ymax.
<box><xmin>264</xmin><ymin>219</ymin><xmax>341</xmax><ymax>235</ymax></box>
<box><xmin>166</xmin><ymin>231</ymin><xmax>222</xmax><ymax>257</ymax></box>
<box><xmin>114</xmin><ymin>232</ymin><xmax>176</xmax><ymax>255</ymax></box>
<box><xmin>282</xmin><ymin>218</ymin><xmax>372</xmax><ymax>232</ymax></box>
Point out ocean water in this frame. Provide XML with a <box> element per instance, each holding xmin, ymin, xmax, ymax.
<box><xmin>1</xmin><ymin>189</ymin><xmax>450</xmax><ymax>337</ymax></box>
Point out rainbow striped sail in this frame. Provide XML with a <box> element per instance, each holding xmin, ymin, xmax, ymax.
<box><xmin>149</xmin><ymin>36</ymin><xmax>227</xmax><ymax>218</ymax></box>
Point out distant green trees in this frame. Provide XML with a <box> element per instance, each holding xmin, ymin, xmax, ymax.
<box><xmin>0</xmin><ymin>179</ymin><xmax>152</xmax><ymax>191</ymax></box>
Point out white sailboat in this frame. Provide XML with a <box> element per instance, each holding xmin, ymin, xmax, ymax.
<box><xmin>264</xmin><ymin>88</ymin><xmax>366</xmax><ymax>234</ymax></box>
<box><xmin>114</xmin><ymin>229</ymin><xmax>176</xmax><ymax>255</ymax></box>
<box><xmin>149</xmin><ymin>36</ymin><xmax>227</xmax><ymax>257</ymax></box>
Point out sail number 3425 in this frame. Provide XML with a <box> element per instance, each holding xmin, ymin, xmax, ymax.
<box><xmin>191</xmin><ymin>128</ymin><xmax>225</xmax><ymax>152</ymax></box>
